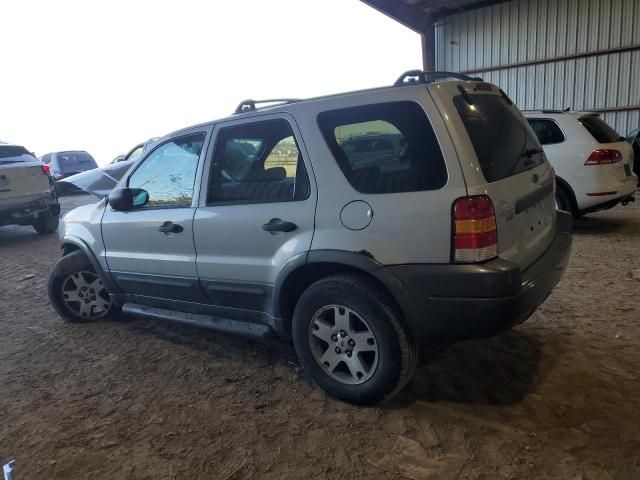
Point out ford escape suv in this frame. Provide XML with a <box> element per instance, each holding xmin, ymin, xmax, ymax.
<box><xmin>48</xmin><ymin>71</ymin><xmax>572</xmax><ymax>404</ymax></box>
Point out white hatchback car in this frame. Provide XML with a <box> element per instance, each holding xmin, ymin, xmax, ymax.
<box><xmin>524</xmin><ymin>111</ymin><xmax>637</xmax><ymax>215</ymax></box>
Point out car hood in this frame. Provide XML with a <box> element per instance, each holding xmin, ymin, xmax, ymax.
<box><xmin>56</xmin><ymin>160</ymin><xmax>135</xmax><ymax>197</ymax></box>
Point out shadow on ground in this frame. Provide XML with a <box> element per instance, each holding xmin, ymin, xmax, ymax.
<box><xmin>572</xmin><ymin>215</ymin><xmax>624</xmax><ymax>234</ymax></box>
<box><xmin>394</xmin><ymin>330</ymin><xmax>543</xmax><ymax>407</ymax></box>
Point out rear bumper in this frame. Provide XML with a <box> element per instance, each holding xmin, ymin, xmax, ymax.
<box><xmin>0</xmin><ymin>194</ymin><xmax>60</xmax><ymax>227</ymax></box>
<box><xmin>576</xmin><ymin>172</ymin><xmax>638</xmax><ymax>211</ymax></box>
<box><xmin>386</xmin><ymin>211</ymin><xmax>573</xmax><ymax>344</ymax></box>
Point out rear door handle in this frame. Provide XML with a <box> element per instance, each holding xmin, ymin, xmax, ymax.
<box><xmin>158</xmin><ymin>221</ymin><xmax>184</xmax><ymax>234</ymax></box>
<box><xmin>262</xmin><ymin>218</ymin><xmax>297</xmax><ymax>233</ymax></box>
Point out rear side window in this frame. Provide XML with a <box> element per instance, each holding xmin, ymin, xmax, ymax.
<box><xmin>527</xmin><ymin>119</ymin><xmax>565</xmax><ymax>145</ymax></box>
<box><xmin>0</xmin><ymin>145</ymin><xmax>35</xmax><ymax>161</ymax></box>
<box><xmin>579</xmin><ymin>115</ymin><xmax>621</xmax><ymax>143</ymax></box>
<box><xmin>55</xmin><ymin>152</ymin><xmax>97</xmax><ymax>173</ymax></box>
<box><xmin>317</xmin><ymin>102</ymin><xmax>447</xmax><ymax>194</ymax></box>
<box><xmin>454</xmin><ymin>94</ymin><xmax>545</xmax><ymax>183</ymax></box>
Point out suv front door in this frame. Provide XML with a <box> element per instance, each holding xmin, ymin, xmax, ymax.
<box><xmin>102</xmin><ymin>129</ymin><xmax>210</xmax><ymax>304</ymax></box>
<box><xmin>194</xmin><ymin>115</ymin><xmax>316</xmax><ymax>318</ymax></box>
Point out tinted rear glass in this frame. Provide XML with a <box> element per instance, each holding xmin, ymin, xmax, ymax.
<box><xmin>579</xmin><ymin>115</ymin><xmax>621</xmax><ymax>143</ymax></box>
<box><xmin>55</xmin><ymin>152</ymin><xmax>97</xmax><ymax>173</ymax></box>
<box><xmin>454</xmin><ymin>94</ymin><xmax>545</xmax><ymax>183</ymax></box>
<box><xmin>0</xmin><ymin>145</ymin><xmax>35</xmax><ymax>161</ymax></box>
<box><xmin>317</xmin><ymin>101</ymin><xmax>447</xmax><ymax>194</ymax></box>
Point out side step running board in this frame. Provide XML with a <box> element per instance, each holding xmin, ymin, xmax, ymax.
<box><xmin>121</xmin><ymin>303</ymin><xmax>273</xmax><ymax>339</ymax></box>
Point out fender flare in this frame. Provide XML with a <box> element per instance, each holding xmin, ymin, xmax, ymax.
<box><xmin>272</xmin><ymin>250</ymin><xmax>423</xmax><ymax>344</ymax></box>
<box><xmin>60</xmin><ymin>235</ymin><xmax>120</xmax><ymax>294</ymax></box>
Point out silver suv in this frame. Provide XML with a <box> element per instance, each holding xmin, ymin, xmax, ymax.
<box><xmin>48</xmin><ymin>71</ymin><xmax>572</xmax><ymax>404</ymax></box>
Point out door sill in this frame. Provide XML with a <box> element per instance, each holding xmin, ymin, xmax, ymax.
<box><xmin>121</xmin><ymin>302</ymin><xmax>274</xmax><ymax>338</ymax></box>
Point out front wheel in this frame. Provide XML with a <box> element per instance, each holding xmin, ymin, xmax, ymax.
<box><xmin>48</xmin><ymin>251</ymin><xmax>115</xmax><ymax>322</ymax></box>
<box><xmin>292</xmin><ymin>273</ymin><xmax>417</xmax><ymax>405</ymax></box>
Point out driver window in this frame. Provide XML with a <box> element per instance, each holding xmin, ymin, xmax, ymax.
<box><xmin>128</xmin><ymin>133</ymin><xmax>204</xmax><ymax>207</ymax></box>
<box><xmin>208</xmin><ymin>119</ymin><xmax>309</xmax><ymax>204</ymax></box>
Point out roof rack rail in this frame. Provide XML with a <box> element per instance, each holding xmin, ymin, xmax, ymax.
<box><xmin>393</xmin><ymin>70</ymin><xmax>483</xmax><ymax>87</ymax></box>
<box><xmin>234</xmin><ymin>98</ymin><xmax>301</xmax><ymax>114</ymax></box>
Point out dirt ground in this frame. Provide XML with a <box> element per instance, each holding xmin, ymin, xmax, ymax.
<box><xmin>1</xmin><ymin>194</ymin><xmax>639</xmax><ymax>480</ymax></box>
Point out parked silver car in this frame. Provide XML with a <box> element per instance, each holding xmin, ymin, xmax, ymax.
<box><xmin>0</xmin><ymin>144</ymin><xmax>60</xmax><ymax>233</ymax></box>
<box><xmin>48</xmin><ymin>71</ymin><xmax>572</xmax><ymax>404</ymax></box>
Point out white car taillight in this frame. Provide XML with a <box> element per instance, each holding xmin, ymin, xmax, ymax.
<box><xmin>584</xmin><ymin>149</ymin><xmax>622</xmax><ymax>165</ymax></box>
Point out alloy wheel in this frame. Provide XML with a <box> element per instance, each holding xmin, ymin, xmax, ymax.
<box><xmin>308</xmin><ymin>304</ymin><xmax>379</xmax><ymax>385</ymax></box>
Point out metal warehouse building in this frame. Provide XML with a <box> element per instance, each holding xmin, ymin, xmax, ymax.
<box><xmin>363</xmin><ymin>0</ymin><xmax>640</xmax><ymax>135</ymax></box>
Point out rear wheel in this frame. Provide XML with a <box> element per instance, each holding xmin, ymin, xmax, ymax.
<box><xmin>48</xmin><ymin>251</ymin><xmax>115</xmax><ymax>322</ymax></box>
<box><xmin>292</xmin><ymin>273</ymin><xmax>417</xmax><ymax>405</ymax></box>
<box><xmin>32</xmin><ymin>211</ymin><xmax>59</xmax><ymax>234</ymax></box>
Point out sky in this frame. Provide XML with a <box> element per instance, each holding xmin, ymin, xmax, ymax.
<box><xmin>0</xmin><ymin>0</ymin><xmax>421</xmax><ymax>164</ymax></box>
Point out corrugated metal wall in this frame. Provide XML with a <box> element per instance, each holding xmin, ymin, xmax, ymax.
<box><xmin>435</xmin><ymin>0</ymin><xmax>640</xmax><ymax>135</ymax></box>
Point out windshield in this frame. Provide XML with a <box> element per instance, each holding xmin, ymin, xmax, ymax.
<box><xmin>0</xmin><ymin>145</ymin><xmax>37</xmax><ymax>162</ymax></box>
<box><xmin>55</xmin><ymin>151</ymin><xmax>97</xmax><ymax>173</ymax></box>
<box><xmin>579</xmin><ymin>115</ymin><xmax>621</xmax><ymax>143</ymax></box>
<box><xmin>454</xmin><ymin>94</ymin><xmax>545</xmax><ymax>183</ymax></box>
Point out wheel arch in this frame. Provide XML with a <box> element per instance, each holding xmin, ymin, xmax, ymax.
<box><xmin>60</xmin><ymin>236</ymin><xmax>120</xmax><ymax>294</ymax></box>
<box><xmin>555</xmin><ymin>176</ymin><xmax>579</xmax><ymax>214</ymax></box>
<box><xmin>273</xmin><ymin>250</ymin><xmax>422</xmax><ymax>343</ymax></box>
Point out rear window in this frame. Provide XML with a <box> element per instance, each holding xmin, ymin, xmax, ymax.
<box><xmin>55</xmin><ymin>152</ymin><xmax>97</xmax><ymax>173</ymax></box>
<box><xmin>317</xmin><ymin>101</ymin><xmax>447</xmax><ymax>194</ymax></box>
<box><xmin>454</xmin><ymin>94</ymin><xmax>545</xmax><ymax>183</ymax></box>
<box><xmin>579</xmin><ymin>115</ymin><xmax>621</xmax><ymax>144</ymax></box>
<box><xmin>0</xmin><ymin>145</ymin><xmax>36</xmax><ymax>161</ymax></box>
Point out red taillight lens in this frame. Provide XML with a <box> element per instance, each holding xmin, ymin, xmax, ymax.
<box><xmin>41</xmin><ymin>164</ymin><xmax>50</xmax><ymax>175</ymax></box>
<box><xmin>452</xmin><ymin>195</ymin><xmax>498</xmax><ymax>263</ymax></box>
<box><xmin>584</xmin><ymin>149</ymin><xmax>622</xmax><ymax>165</ymax></box>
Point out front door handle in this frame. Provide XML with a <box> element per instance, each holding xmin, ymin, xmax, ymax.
<box><xmin>158</xmin><ymin>221</ymin><xmax>184</xmax><ymax>234</ymax></box>
<box><xmin>262</xmin><ymin>218</ymin><xmax>297</xmax><ymax>233</ymax></box>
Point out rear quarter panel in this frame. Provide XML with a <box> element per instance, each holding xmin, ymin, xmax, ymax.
<box><xmin>290</xmin><ymin>85</ymin><xmax>467</xmax><ymax>265</ymax></box>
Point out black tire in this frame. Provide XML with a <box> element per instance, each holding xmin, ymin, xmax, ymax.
<box><xmin>292</xmin><ymin>273</ymin><xmax>417</xmax><ymax>405</ymax></box>
<box><xmin>32</xmin><ymin>211</ymin><xmax>59</xmax><ymax>234</ymax></box>
<box><xmin>48</xmin><ymin>251</ymin><xmax>117</xmax><ymax>323</ymax></box>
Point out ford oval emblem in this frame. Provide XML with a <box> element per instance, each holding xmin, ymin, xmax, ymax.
<box><xmin>531</xmin><ymin>173</ymin><xmax>539</xmax><ymax>183</ymax></box>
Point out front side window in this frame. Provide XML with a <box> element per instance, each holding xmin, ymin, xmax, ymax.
<box><xmin>208</xmin><ymin>119</ymin><xmax>309</xmax><ymax>204</ymax></box>
<box><xmin>527</xmin><ymin>119</ymin><xmax>565</xmax><ymax>145</ymax></box>
<box><xmin>128</xmin><ymin>133</ymin><xmax>204</xmax><ymax>207</ymax></box>
<box><xmin>318</xmin><ymin>102</ymin><xmax>447</xmax><ymax>194</ymax></box>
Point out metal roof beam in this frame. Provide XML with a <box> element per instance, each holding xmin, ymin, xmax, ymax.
<box><xmin>360</xmin><ymin>0</ymin><xmax>433</xmax><ymax>33</ymax></box>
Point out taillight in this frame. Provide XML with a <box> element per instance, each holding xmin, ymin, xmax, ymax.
<box><xmin>584</xmin><ymin>149</ymin><xmax>622</xmax><ymax>165</ymax></box>
<box><xmin>41</xmin><ymin>164</ymin><xmax>50</xmax><ymax>175</ymax></box>
<box><xmin>452</xmin><ymin>195</ymin><xmax>498</xmax><ymax>263</ymax></box>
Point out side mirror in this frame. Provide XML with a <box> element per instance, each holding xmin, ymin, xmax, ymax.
<box><xmin>108</xmin><ymin>187</ymin><xmax>149</xmax><ymax>211</ymax></box>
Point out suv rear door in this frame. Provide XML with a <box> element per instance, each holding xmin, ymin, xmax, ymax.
<box><xmin>430</xmin><ymin>83</ymin><xmax>556</xmax><ymax>270</ymax></box>
<box><xmin>0</xmin><ymin>146</ymin><xmax>52</xmax><ymax>208</ymax></box>
<box><xmin>578</xmin><ymin>114</ymin><xmax>635</xmax><ymax>182</ymax></box>
<box><xmin>193</xmin><ymin>114</ymin><xmax>316</xmax><ymax>316</ymax></box>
